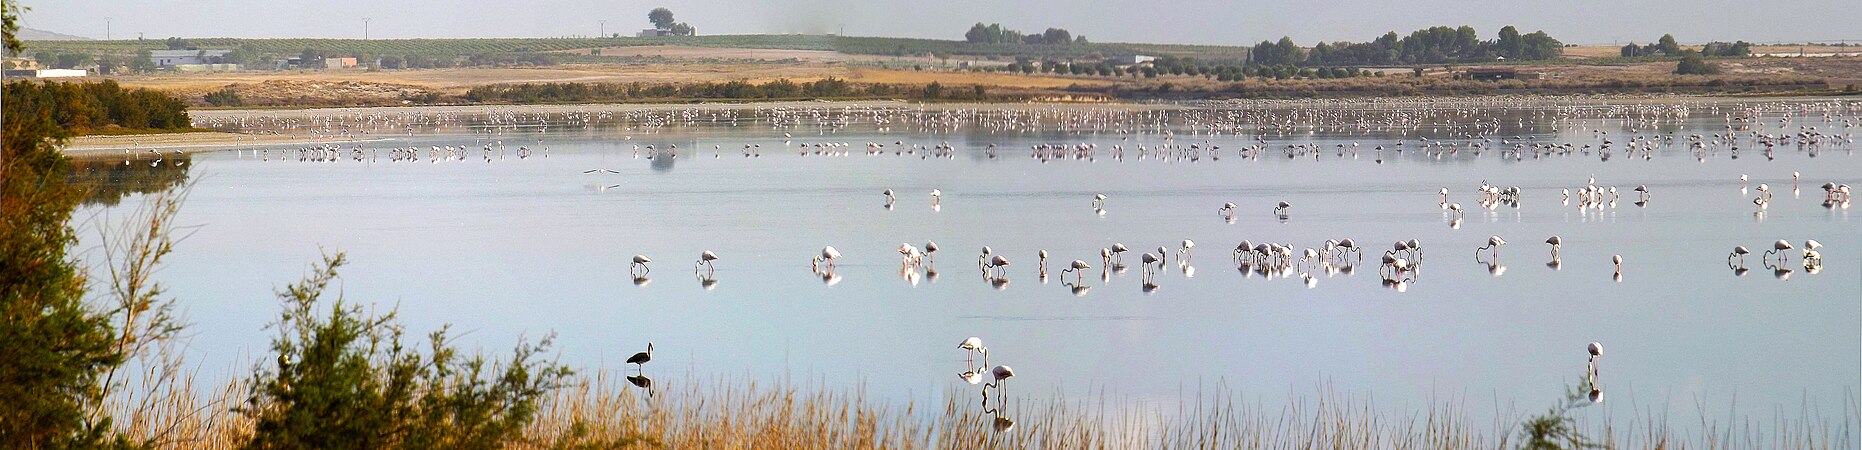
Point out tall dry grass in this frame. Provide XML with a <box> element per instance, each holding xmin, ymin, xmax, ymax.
<box><xmin>98</xmin><ymin>367</ymin><xmax>1856</xmax><ymax>450</ymax></box>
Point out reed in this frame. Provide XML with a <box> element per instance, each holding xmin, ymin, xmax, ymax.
<box><xmin>100</xmin><ymin>368</ymin><xmax>1857</xmax><ymax>450</ymax></box>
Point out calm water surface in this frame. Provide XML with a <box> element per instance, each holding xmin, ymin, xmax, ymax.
<box><xmin>77</xmin><ymin>100</ymin><xmax>1861</xmax><ymax>429</ymax></box>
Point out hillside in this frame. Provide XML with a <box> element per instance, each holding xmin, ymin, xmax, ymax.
<box><xmin>18</xmin><ymin>27</ymin><xmax>91</xmax><ymax>40</ymax></box>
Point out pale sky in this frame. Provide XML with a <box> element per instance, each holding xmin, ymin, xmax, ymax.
<box><xmin>17</xmin><ymin>0</ymin><xmax>1859</xmax><ymax>46</ymax></box>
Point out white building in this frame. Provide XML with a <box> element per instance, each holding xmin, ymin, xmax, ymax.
<box><xmin>2</xmin><ymin>68</ymin><xmax>89</xmax><ymax>78</ymax></box>
<box><xmin>149</xmin><ymin>49</ymin><xmax>233</xmax><ymax>67</ymax></box>
<box><xmin>1113</xmin><ymin>55</ymin><xmax>1157</xmax><ymax>65</ymax></box>
<box><xmin>637</xmin><ymin>29</ymin><xmax>671</xmax><ymax>37</ymax></box>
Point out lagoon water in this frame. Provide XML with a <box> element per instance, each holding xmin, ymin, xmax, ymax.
<box><xmin>77</xmin><ymin>100</ymin><xmax>1860</xmax><ymax>430</ymax></box>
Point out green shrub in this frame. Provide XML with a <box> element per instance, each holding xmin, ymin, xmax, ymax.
<box><xmin>236</xmin><ymin>253</ymin><xmax>572</xmax><ymax>450</ymax></box>
<box><xmin>204</xmin><ymin>88</ymin><xmax>242</xmax><ymax>107</ymax></box>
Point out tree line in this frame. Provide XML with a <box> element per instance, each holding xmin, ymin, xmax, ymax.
<box><xmin>1621</xmin><ymin>34</ymin><xmax>1752</xmax><ymax>57</ymax></box>
<box><xmin>1254</xmin><ymin>25</ymin><xmax>1563</xmax><ymax>66</ymax></box>
<box><xmin>3</xmin><ymin>79</ymin><xmax>191</xmax><ymax>133</ymax></box>
<box><xmin>964</xmin><ymin>23</ymin><xmax>1086</xmax><ymax>45</ymax></box>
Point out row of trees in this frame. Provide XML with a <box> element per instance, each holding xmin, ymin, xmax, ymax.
<box><xmin>963</xmin><ymin>23</ymin><xmax>1086</xmax><ymax>45</ymax></box>
<box><xmin>981</xmin><ymin>56</ymin><xmax>1376</xmax><ymax>81</ymax></box>
<box><xmin>1622</xmin><ymin>34</ymin><xmax>1752</xmax><ymax>57</ymax></box>
<box><xmin>1256</xmin><ymin>25</ymin><xmax>1563</xmax><ymax>66</ymax></box>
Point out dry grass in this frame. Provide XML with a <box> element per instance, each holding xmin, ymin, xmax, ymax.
<box><xmin>99</xmin><ymin>367</ymin><xmax>1858</xmax><ymax>450</ymax></box>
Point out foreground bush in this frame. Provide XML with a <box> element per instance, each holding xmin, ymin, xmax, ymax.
<box><xmin>235</xmin><ymin>253</ymin><xmax>572</xmax><ymax>450</ymax></box>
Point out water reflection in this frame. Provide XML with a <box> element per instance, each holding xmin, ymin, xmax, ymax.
<box><xmin>69</xmin><ymin>155</ymin><xmax>192</xmax><ymax>206</ymax></box>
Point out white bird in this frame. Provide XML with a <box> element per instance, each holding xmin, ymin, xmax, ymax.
<box><xmin>630</xmin><ymin>255</ymin><xmax>653</xmax><ymax>275</ymax></box>
<box><xmin>695</xmin><ymin>251</ymin><xmax>718</xmax><ymax>274</ymax></box>
<box><xmin>959</xmin><ymin>337</ymin><xmax>984</xmax><ymax>364</ymax></box>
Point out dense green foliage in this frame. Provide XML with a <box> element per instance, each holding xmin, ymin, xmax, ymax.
<box><xmin>236</xmin><ymin>253</ymin><xmax>572</xmax><ymax>450</ymax></box>
<box><xmin>964</xmin><ymin>23</ymin><xmax>1083</xmax><ymax>45</ymax></box>
<box><xmin>2</xmin><ymin>66</ymin><xmax>136</xmax><ymax>450</ymax></box>
<box><xmin>1674</xmin><ymin>54</ymin><xmax>1720</xmax><ymax>75</ymax></box>
<box><xmin>1</xmin><ymin>80</ymin><xmax>191</xmax><ymax>133</ymax></box>
<box><xmin>3</xmin><ymin>9</ymin><xmax>170</xmax><ymax>447</ymax></box>
<box><xmin>1268</xmin><ymin>25</ymin><xmax>1562</xmax><ymax>66</ymax></box>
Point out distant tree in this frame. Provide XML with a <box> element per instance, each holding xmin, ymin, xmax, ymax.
<box><xmin>164</xmin><ymin>36</ymin><xmax>191</xmax><ymax>50</ymax></box>
<box><xmin>1497</xmin><ymin>25</ymin><xmax>1523</xmax><ymax>59</ymax></box>
<box><xmin>1621</xmin><ymin>43</ymin><xmax>1640</xmax><ymax>57</ymax></box>
<box><xmin>648</xmin><ymin>7</ymin><xmax>675</xmax><ymax>30</ymax></box>
<box><xmin>379</xmin><ymin>55</ymin><xmax>404</xmax><ymax>69</ymax></box>
<box><xmin>130</xmin><ymin>49</ymin><xmax>157</xmax><ymax>72</ymax></box>
<box><xmin>923</xmin><ymin>81</ymin><xmax>942</xmax><ymax>98</ymax></box>
<box><xmin>204</xmin><ymin>87</ymin><xmax>242</xmax><ymax>106</ymax></box>
<box><xmin>1657</xmin><ymin>34</ymin><xmax>1682</xmax><ymax>55</ymax></box>
<box><xmin>669</xmin><ymin>22</ymin><xmax>694</xmax><ymax>36</ymax></box>
<box><xmin>1674</xmin><ymin>54</ymin><xmax>1719</xmax><ymax>74</ymax></box>
<box><xmin>52</xmin><ymin>52</ymin><xmax>91</xmax><ymax>69</ymax></box>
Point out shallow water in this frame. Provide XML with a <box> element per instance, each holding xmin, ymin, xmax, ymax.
<box><xmin>78</xmin><ymin>99</ymin><xmax>1861</xmax><ymax>430</ymax></box>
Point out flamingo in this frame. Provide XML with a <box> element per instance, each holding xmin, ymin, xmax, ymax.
<box><xmin>1477</xmin><ymin>235</ymin><xmax>1506</xmax><ymax>259</ymax></box>
<box><xmin>1728</xmin><ymin>245</ymin><xmax>1750</xmax><ymax>269</ymax></box>
<box><xmin>1274</xmin><ymin>201</ymin><xmax>1291</xmax><ymax>216</ymax></box>
<box><xmin>695</xmin><ymin>251</ymin><xmax>718</xmax><ymax>274</ymax></box>
<box><xmin>627</xmin><ymin>342</ymin><xmax>654</xmax><ymax>372</ymax></box>
<box><xmin>1061</xmin><ymin>260</ymin><xmax>1091</xmax><ymax>283</ymax></box>
<box><xmin>983</xmin><ymin>254</ymin><xmax>1011</xmax><ymax>277</ymax></box>
<box><xmin>814</xmin><ymin>246</ymin><xmax>842</xmax><ymax>273</ymax></box>
<box><xmin>931</xmin><ymin>189</ymin><xmax>942</xmax><ymax>208</ymax></box>
<box><xmin>1612</xmin><ymin>254</ymin><xmax>1623</xmax><ymax>276</ymax></box>
<box><xmin>959</xmin><ymin>337</ymin><xmax>984</xmax><ymax>364</ymax></box>
<box><xmin>1091</xmin><ymin>193</ymin><xmax>1107</xmax><ymax>209</ymax></box>
<box><xmin>1217</xmin><ymin>202</ymin><xmax>1237</xmax><ymax>220</ymax></box>
<box><xmin>924</xmin><ymin>241</ymin><xmax>939</xmax><ymax>264</ymax></box>
<box><xmin>883</xmin><ymin>189</ymin><xmax>895</xmax><ymax>206</ymax></box>
<box><xmin>1545</xmin><ymin>236</ymin><xmax>1562</xmax><ymax>260</ymax></box>
<box><xmin>1178</xmin><ymin>240</ymin><xmax>1195</xmax><ymax>265</ymax></box>
<box><xmin>1763</xmin><ymin>240</ymin><xmax>1793</xmax><ymax>264</ymax></box>
<box><xmin>630</xmin><ymin>255</ymin><xmax>653</xmax><ymax>276</ymax></box>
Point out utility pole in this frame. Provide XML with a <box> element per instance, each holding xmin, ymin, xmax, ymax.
<box><xmin>105</xmin><ymin>17</ymin><xmax>112</xmax><ymax>40</ymax></box>
<box><xmin>600</xmin><ymin>20</ymin><xmax>607</xmax><ymax>38</ymax></box>
<box><xmin>363</xmin><ymin>18</ymin><xmax>371</xmax><ymax>40</ymax></box>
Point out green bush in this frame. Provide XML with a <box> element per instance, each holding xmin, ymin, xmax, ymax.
<box><xmin>204</xmin><ymin>88</ymin><xmax>242</xmax><ymax>107</ymax></box>
<box><xmin>236</xmin><ymin>253</ymin><xmax>572</xmax><ymax>450</ymax></box>
<box><xmin>1674</xmin><ymin>54</ymin><xmax>1719</xmax><ymax>75</ymax></box>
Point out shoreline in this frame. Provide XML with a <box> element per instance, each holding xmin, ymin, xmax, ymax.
<box><xmin>59</xmin><ymin>93</ymin><xmax>1855</xmax><ymax>158</ymax></box>
<box><xmin>58</xmin><ymin>132</ymin><xmax>389</xmax><ymax>158</ymax></box>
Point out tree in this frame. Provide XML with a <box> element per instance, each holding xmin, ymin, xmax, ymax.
<box><xmin>1657</xmin><ymin>34</ymin><xmax>1681</xmax><ymax>55</ymax></box>
<box><xmin>163</xmin><ymin>36</ymin><xmax>191</xmax><ymax>50</ymax></box>
<box><xmin>2</xmin><ymin>0</ymin><xmax>23</xmax><ymax>55</ymax></box>
<box><xmin>648</xmin><ymin>7</ymin><xmax>675</xmax><ymax>30</ymax></box>
<box><xmin>130</xmin><ymin>49</ymin><xmax>156</xmax><ymax>73</ymax></box>
<box><xmin>669</xmin><ymin>22</ymin><xmax>693</xmax><ymax>36</ymax></box>
<box><xmin>1497</xmin><ymin>25</ymin><xmax>1523</xmax><ymax>59</ymax></box>
<box><xmin>1674</xmin><ymin>54</ymin><xmax>1719</xmax><ymax>75</ymax></box>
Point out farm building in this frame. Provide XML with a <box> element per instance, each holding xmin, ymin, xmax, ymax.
<box><xmin>638</xmin><ymin>29</ymin><xmax>672</xmax><ymax>37</ymax></box>
<box><xmin>150</xmin><ymin>49</ymin><xmax>233</xmax><ymax>67</ymax></box>
<box><xmin>1111</xmin><ymin>55</ymin><xmax>1157</xmax><ymax>66</ymax></box>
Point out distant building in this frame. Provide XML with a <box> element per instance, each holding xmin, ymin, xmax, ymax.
<box><xmin>638</xmin><ymin>29</ymin><xmax>672</xmax><ymax>37</ymax></box>
<box><xmin>2</xmin><ymin>68</ymin><xmax>89</xmax><ymax>78</ymax></box>
<box><xmin>1111</xmin><ymin>55</ymin><xmax>1156</xmax><ymax>66</ymax></box>
<box><xmin>324</xmin><ymin>57</ymin><xmax>358</xmax><ymax>68</ymax></box>
<box><xmin>150</xmin><ymin>49</ymin><xmax>232</xmax><ymax>67</ymax></box>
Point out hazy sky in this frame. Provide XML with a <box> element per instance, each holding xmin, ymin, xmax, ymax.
<box><xmin>18</xmin><ymin>0</ymin><xmax>1859</xmax><ymax>46</ymax></box>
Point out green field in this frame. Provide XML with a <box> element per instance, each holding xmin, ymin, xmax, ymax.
<box><xmin>23</xmin><ymin>34</ymin><xmax>1253</xmax><ymax>62</ymax></box>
